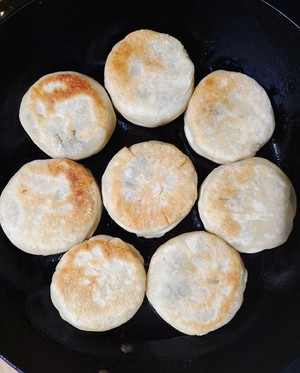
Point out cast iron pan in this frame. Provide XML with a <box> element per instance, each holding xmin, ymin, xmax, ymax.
<box><xmin>0</xmin><ymin>0</ymin><xmax>300</xmax><ymax>372</ymax></box>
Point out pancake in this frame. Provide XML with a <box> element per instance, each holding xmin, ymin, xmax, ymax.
<box><xmin>0</xmin><ymin>158</ymin><xmax>102</xmax><ymax>255</ymax></box>
<box><xmin>101</xmin><ymin>140</ymin><xmax>198</xmax><ymax>238</ymax></box>
<box><xmin>104</xmin><ymin>29</ymin><xmax>194</xmax><ymax>127</ymax></box>
<box><xmin>184</xmin><ymin>70</ymin><xmax>275</xmax><ymax>164</ymax></box>
<box><xmin>19</xmin><ymin>71</ymin><xmax>116</xmax><ymax>160</ymax></box>
<box><xmin>198</xmin><ymin>157</ymin><xmax>297</xmax><ymax>253</ymax></box>
<box><xmin>50</xmin><ymin>234</ymin><xmax>146</xmax><ymax>331</ymax></box>
<box><xmin>146</xmin><ymin>230</ymin><xmax>247</xmax><ymax>336</ymax></box>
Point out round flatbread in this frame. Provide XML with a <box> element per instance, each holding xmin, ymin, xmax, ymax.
<box><xmin>184</xmin><ymin>70</ymin><xmax>275</xmax><ymax>164</ymax></box>
<box><xmin>104</xmin><ymin>29</ymin><xmax>194</xmax><ymax>127</ymax></box>
<box><xmin>19</xmin><ymin>71</ymin><xmax>116</xmax><ymax>160</ymax></box>
<box><xmin>146</xmin><ymin>230</ymin><xmax>247</xmax><ymax>336</ymax></box>
<box><xmin>198</xmin><ymin>157</ymin><xmax>297</xmax><ymax>253</ymax></box>
<box><xmin>50</xmin><ymin>234</ymin><xmax>146</xmax><ymax>331</ymax></box>
<box><xmin>101</xmin><ymin>140</ymin><xmax>198</xmax><ymax>238</ymax></box>
<box><xmin>0</xmin><ymin>158</ymin><xmax>102</xmax><ymax>255</ymax></box>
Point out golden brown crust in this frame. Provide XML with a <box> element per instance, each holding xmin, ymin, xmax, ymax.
<box><xmin>184</xmin><ymin>70</ymin><xmax>275</xmax><ymax>163</ymax></box>
<box><xmin>50</xmin><ymin>235</ymin><xmax>146</xmax><ymax>331</ymax></box>
<box><xmin>198</xmin><ymin>157</ymin><xmax>297</xmax><ymax>253</ymax></box>
<box><xmin>106</xmin><ymin>30</ymin><xmax>165</xmax><ymax>89</ymax></box>
<box><xmin>30</xmin><ymin>73</ymin><xmax>106</xmax><ymax>119</ymax></box>
<box><xmin>19</xmin><ymin>71</ymin><xmax>116</xmax><ymax>160</ymax></box>
<box><xmin>0</xmin><ymin>158</ymin><xmax>102</xmax><ymax>255</ymax></box>
<box><xmin>101</xmin><ymin>140</ymin><xmax>198</xmax><ymax>237</ymax></box>
<box><xmin>104</xmin><ymin>29</ymin><xmax>194</xmax><ymax>127</ymax></box>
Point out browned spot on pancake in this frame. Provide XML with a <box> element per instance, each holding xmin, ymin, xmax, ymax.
<box><xmin>107</xmin><ymin>30</ymin><xmax>164</xmax><ymax>84</ymax></box>
<box><xmin>215</xmin><ymin>252</ymin><xmax>244</xmax><ymax>323</ymax></box>
<box><xmin>179</xmin><ymin>246</ymin><xmax>244</xmax><ymax>333</ymax></box>
<box><xmin>102</xmin><ymin>141</ymin><xmax>197</xmax><ymax>235</ymax></box>
<box><xmin>208</xmin><ymin>184</ymin><xmax>237</xmax><ymax>210</ymax></box>
<box><xmin>221</xmin><ymin>219</ymin><xmax>241</xmax><ymax>238</ymax></box>
<box><xmin>200</xmin><ymin>74</ymin><xmax>235</xmax><ymax>115</ymax></box>
<box><xmin>30</xmin><ymin>73</ymin><xmax>106</xmax><ymax>122</ymax></box>
<box><xmin>69</xmin><ymin>237</ymin><xmax>143</xmax><ymax>264</ymax></box>
<box><xmin>221</xmin><ymin>185</ymin><xmax>238</xmax><ymax>199</ymax></box>
<box><xmin>53</xmin><ymin>236</ymin><xmax>145</xmax><ymax>318</ymax></box>
<box><xmin>203</xmin><ymin>74</ymin><xmax>215</xmax><ymax>87</ymax></box>
<box><xmin>45</xmin><ymin>159</ymin><xmax>97</xmax><ymax>209</ymax></box>
<box><xmin>235</xmin><ymin>164</ymin><xmax>254</xmax><ymax>183</ymax></box>
<box><xmin>205</xmin><ymin>165</ymin><xmax>252</xmax><ymax>239</ymax></box>
<box><xmin>18</xmin><ymin>159</ymin><xmax>100</xmax><ymax>243</ymax></box>
<box><xmin>205</xmin><ymin>179</ymin><xmax>241</xmax><ymax>238</ymax></box>
<box><xmin>199</xmin><ymin>251</ymin><xmax>212</xmax><ymax>262</ymax></box>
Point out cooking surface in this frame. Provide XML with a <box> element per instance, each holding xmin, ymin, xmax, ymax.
<box><xmin>0</xmin><ymin>0</ymin><xmax>300</xmax><ymax>372</ymax></box>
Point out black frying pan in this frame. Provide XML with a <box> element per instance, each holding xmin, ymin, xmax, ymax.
<box><xmin>1</xmin><ymin>0</ymin><xmax>300</xmax><ymax>372</ymax></box>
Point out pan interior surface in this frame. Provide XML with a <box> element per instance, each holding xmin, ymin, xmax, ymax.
<box><xmin>0</xmin><ymin>0</ymin><xmax>300</xmax><ymax>372</ymax></box>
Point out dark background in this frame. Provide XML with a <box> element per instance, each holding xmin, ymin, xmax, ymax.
<box><xmin>257</xmin><ymin>3</ymin><xmax>300</xmax><ymax>372</ymax></box>
<box><xmin>6</xmin><ymin>0</ymin><xmax>300</xmax><ymax>29</ymax></box>
<box><xmin>263</xmin><ymin>1</ymin><xmax>300</xmax><ymax>27</ymax></box>
<box><xmin>6</xmin><ymin>0</ymin><xmax>300</xmax><ymax>36</ymax></box>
